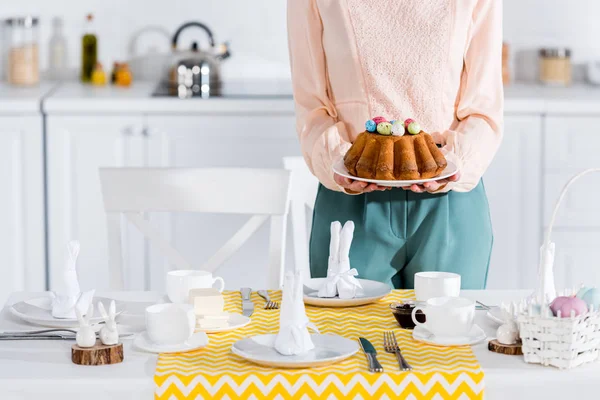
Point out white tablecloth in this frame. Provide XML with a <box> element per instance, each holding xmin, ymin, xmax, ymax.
<box><xmin>0</xmin><ymin>290</ymin><xmax>597</xmax><ymax>400</ymax></box>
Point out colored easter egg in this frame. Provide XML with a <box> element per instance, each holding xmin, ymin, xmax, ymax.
<box><xmin>365</xmin><ymin>119</ymin><xmax>377</xmax><ymax>132</ymax></box>
<box><xmin>377</xmin><ymin>122</ymin><xmax>392</xmax><ymax>135</ymax></box>
<box><xmin>550</xmin><ymin>296</ymin><xmax>588</xmax><ymax>318</ymax></box>
<box><xmin>576</xmin><ymin>286</ymin><xmax>591</xmax><ymax>299</ymax></box>
<box><xmin>407</xmin><ymin>122</ymin><xmax>421</xmax><ymax>135</ymax></box>
<box><xmin>373</xmin><ymin>116</ymin><xmax>387</xmax><ymax>125</ymax></box>
<box><xmin>582</xmin><ymin>288</ymin><xmax>600</xmax><ymax>311</ymax></box>
<box><xmin>391</xmin><ymin>120</ymin><xmax>405</xmax><ymax>136</ymax></box>
<box><xmin>404</xmin><ymin>118</ymin><xmax>414</xmax><ymax>127</ymax></box>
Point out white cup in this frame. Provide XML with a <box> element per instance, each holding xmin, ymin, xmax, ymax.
<box><xmin>411</xmin><ymin>296</ymin><xmax>475</xmax><ymax>337</ymax></box>
<box><xmin>145</xmin><ymin>303</ymin><xmax>196</xmax><ymax>345</ymax></box>
<box><xmin>414</xmin><ymin>272</ymin><xmax>461</xmax><ymax>302</ymax></box>
<box><xmin>167</xmin><ymin>270</ymin><xmax>225</xmax><ymax>304</ymax></box>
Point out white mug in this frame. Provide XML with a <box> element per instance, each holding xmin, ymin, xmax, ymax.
<box><xmin>167</xmin><ymin>270</ymin><xmax>225</xmax><ymax>304</ymax></box>
<box><xmin>414</xmin><ymin>272</ymin><xmax>461</xmax><ymax>302</ymax></box>
<box><xmin>145</xmin><ymin>303</ymin><xmax>195</xmax><ymax>345</ymax></box>
<box><xmin>411</xmin><ymin>296</ymin><xmax>475</xmax><ymax>337</ymax></box>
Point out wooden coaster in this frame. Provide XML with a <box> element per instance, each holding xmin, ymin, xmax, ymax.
<box><xmin>72</xmin><ymin>339</ymin><xmax>124</xmax><ymax>365</ymax></box>
<box><xmin>488</xmin><ymin>339</ymin><xmax>523</xmax><ymax>355</ymax></box>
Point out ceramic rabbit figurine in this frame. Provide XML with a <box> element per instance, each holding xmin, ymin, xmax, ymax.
<box><xmin>496</xmin><ymin>302</ymin><xmax>520</xmax><ymax>345</ymax></box>
<box><xmin>98</xmin><ymin>300</ymin><xmax>119</xmax><ymax>345</ymax></box>
<box><xmin>75</xmin><ymin>303</ymin><xmax>96</xmax><ymax>348</ymax></box>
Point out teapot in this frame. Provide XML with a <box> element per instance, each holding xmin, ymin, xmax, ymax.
<box><xmin>168</xmin><ymin>22</ymin><xmax>231</xmax><ymax>98</ymax></box>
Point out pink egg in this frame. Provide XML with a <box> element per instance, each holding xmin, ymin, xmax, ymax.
<box><xmin>372</xmin><ymin>116</ymin><xmax>387</xmax><ymax>124</ymax></box>
<box><xmin>551</xmin><ymin>296</ymin><xmax>588</xmax><ymax>318</ymax></box>
<box><xmin>404</xmin><ymin>118</ymin><xmax>415</xmax><ymax>127</ymax></box>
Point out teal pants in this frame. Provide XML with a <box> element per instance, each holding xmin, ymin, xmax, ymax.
<box><xmin>309</xmin><ymin>182</ymin><xmax>493</xmax><ymax>289</ymax></box>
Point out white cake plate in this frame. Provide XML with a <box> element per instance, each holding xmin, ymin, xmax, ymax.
<box><xmin>332</xmin><ymin>157</ymin><xmax>459</xmax><ymax>188</ymax></box>
<box><xmin>303</xmin><ymin>278</ymin><xmax>391</xmax><ymax>307</ymax></box>
<box><xmin>231</xmin><ymin>333</ymin><xmax>358</xmax><ymax>369</ymax></box>
<box><xmin>134</xmin><ymin>331</ymin><xmax>209</xmax><ymax>354</ymax></box>
<box><xmin>195</xmin><ymin>312</ymin><xmax>251</xmax><ymax>334</ymax></box>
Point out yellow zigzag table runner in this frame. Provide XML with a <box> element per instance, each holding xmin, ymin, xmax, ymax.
<box><xmin>155</xmin><ymin>290</ymin><xmax>484</xmax><ymax>399</ymax></box>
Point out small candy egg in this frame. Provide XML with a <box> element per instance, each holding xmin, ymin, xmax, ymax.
<box><xmin>582</xmin><ymin>288</ymin><xmax>600</xmax><ymax>310</ymax></box>
<box><xmin>550</xmin><ymin>296</ymin><xmax>588</xmax><ymax>318</ymax></box>
<box><xmin>391</xmin><ymin>121</ymin><xmax>405</xmax><ymax>136</ymax></box>
<box><xmin>365</xmin><ymin>119</ymin><xmax>377</xmax><ymax>132</ymax></box>
<box><xmin>377</xmin><ymin>122</ymin><xmax>392</xmax><ymax>135</ymax></box>
<box><xmin>576</xmin><ymin>286</ymin><xmax>591</xmax><ymax>299</ymax></box>
<box><xmin>390</xmin><ymin>120</ymin><xmax>396</xmax><ymax>125</ymax></box>
<box><xmin>407</xmin><ymin>122</ymin><xmax>421</xmax><ymax>135</ymax></box>
<box><xmin>373</xmin><ymin>116</ymin><xmax>387</xmax><ymax>125</ymax></box>
<box><xmin>404</xmin><ymin>118</ymin><xmax>414</xmax><ymax>127</ymax></box>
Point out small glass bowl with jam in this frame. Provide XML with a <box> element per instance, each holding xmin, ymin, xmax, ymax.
<box><xmin>390</xmin><ymin>301</ymin><xmax>426</xmax><ymax>329</ymax></box>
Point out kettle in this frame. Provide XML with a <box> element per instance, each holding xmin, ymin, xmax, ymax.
<box><xmin>168</xmin><ymin>22</ymin><xmax>231</xmax><ymax>98</ymax></box>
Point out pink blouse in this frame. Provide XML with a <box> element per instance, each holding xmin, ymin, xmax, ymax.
<box><xmin>287</xmin><ymin>0</ymin><xmax>503</xmax><ymax>193</ymax></box>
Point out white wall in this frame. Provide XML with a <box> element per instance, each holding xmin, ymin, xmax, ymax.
<box><xmin>1</xmin><ymin>0</ymin><xmax>600</xmax><ymax>82</ymax></box>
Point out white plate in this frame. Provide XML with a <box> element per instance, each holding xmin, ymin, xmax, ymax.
<box><xmin>486</xmin><ymin>307</ymin><xmax>505</xmax><ymax>326</ymax></box>
<box><xmin>332</xmin><ymin>157</ymin><xmax>460</xmax><ymax>187</ymax></box>
<box><xmin>10</xmin><ymin>296</ymin><xmax>125</xmax><ymax>328</ymax></box>
<box><xmin>413</xmin><ymin>324</ymin><xmax>486</xmax><ymax>347</ymax></box>
<box><xmin>303</xmin><ymin>278</ymin><xmax>391</xmax><ymax>307</ymax></box>
<box><xmin>231</xmin><ymin>333</ymin><xmax>358</xmax><ymax>369</ymax></box>
<box><xmin>196</xmin><ymin>313</ymin><xmax>251</xmax><ymax>334</ymax></box>
<box><xmin>133</xmin><ymin>331</ymin><xmax>209</xmax><ymax>354</ymax></box>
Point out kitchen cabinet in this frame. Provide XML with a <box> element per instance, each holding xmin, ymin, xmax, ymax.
<box><xmin>143</xmin><ymin>115</ymin><xmax>300</xmax><ymax>292</ymax></box>
<box><xmin>0</xmin><ymin>116</ymin><xmax>45</xmax><ymax>305</ymax></box>
<box><xmin>46</xmin><ymin>115</ymin><xmax>150</xmax><ymax>291</ymax></box>
<box><xmin>484</xmin><ymin>115</ymin><xmax>543</xmax><ymax>289</ymax></box>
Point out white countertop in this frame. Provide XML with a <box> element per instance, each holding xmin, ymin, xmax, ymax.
<box><xmin>2</xmin><ymin>81</ymin><xmax>600</xmax><ymax>115</ymax></box>
<box><xmin>0</xmin><ymin>83</ymin><xmax>56</xmax><ymax>114</ymax></box>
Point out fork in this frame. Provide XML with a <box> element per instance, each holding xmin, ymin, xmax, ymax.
<box><xmin>257</xmin><ymin>290</ymin><xmax>280</xmax><ymax>310</ymax></box>
<box><xmin>383</xmin><ymin>331</ymin><xmax>412</xmax><ymax>371</ymax></box>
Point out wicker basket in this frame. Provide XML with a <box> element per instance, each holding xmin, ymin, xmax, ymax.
<box><xmin>517</xmin><ymin>168</ymin><xmax>600</xmax><ymax>369</ymax></box>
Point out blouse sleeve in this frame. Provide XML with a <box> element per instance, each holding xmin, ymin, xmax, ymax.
<box><xmin>287</xmin><ymin>0</ymin><xmax>351</xmax><ymax>192</ymax></box>
<box><xmin>434</xmin><ymin>0</ymin><xmax>504</xmax><ymax>193</ymax></box>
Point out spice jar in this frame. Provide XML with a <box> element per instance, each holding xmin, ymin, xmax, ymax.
<box><xmin>539</xmin><ymin>48</ymin><xmax>571</xmax><ymax>86</ymax></box>
<box><xmin>5</xmin><ymin>16</ymin><xmax>39</xmax><ymax>86</ymax></box>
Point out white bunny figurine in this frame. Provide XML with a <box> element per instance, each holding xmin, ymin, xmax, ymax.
<box><xmin>75</xmin><ymin>303</ymin><xmax>96</xmax><ymax>348</ymax></box>
<box><xmin>98</xmin><ymin>300</ymin><xmax>119</xmax><ymax>345</ymax></box>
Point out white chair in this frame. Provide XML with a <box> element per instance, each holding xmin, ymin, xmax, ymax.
<box><xmin>99</xmin><ymin>168</ymin><xmax>291</xmax><ymax>290</ymax></box>
<box><xmin>283</xmin><ymin>157</ymin><xmax>319</xmax><ymax>281</ymax></box>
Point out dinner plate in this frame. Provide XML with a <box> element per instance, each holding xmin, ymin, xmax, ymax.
<box><xmin>413</xmin><ymin>324</ymin><xmax>486</xmax><ymax>347</ymax></box>
<box><xmin>10</xmin><ymin>296</ymin><xmax>125</xmax><ymax>328</ymax></box>
<box><xmin>195</xmin><ymin>313</ymin><xmax>251</xmax><ymax>334</ymax></box>
<box><xmin>303</xmin><ymin>278</ymin><xmax>391</xmax><ymax>307</ymax></box>
<box><xmin>332</xmin><ymin>157</ymin><xmax>460</xmax><ymax>188</ymax></box>
<box><xmin>134</xmin><ymin>331</ymin><xmax>209</xmax><ymax>354</ymax></box>
<box><xmin>231</xmin><ymin>333</ymin><xmax>358</xmax><ymax>368</ymax></box>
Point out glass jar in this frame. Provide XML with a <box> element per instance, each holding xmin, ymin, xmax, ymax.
<box><xmin>539</xmin><ymin>48</ymin><xmax>571</xmax><ymax>86</ymax></box>
<box><xmin>5</xmin><ymin>16</ymin><xmax>40</xmax><ymax>86</ymax></box>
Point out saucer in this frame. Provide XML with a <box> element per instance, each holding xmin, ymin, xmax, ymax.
<box><xmin>196</xmin><ymin>312</ymin><xmax>251</xmax><ymax>333</ymax></box>
<box><xmin>413</xmin><ymin>324</ymin><xmax>486</xmax><ymax>347</ymax></box>
<box><xmin>232</xmin><ymin>333</ymin><xmax>358</xmax><ymax>368</ymax></box>
<box><xmin>133</xmin><ymin>331</ymin><xmax>209</xmax><ymax>354</ymax></box>
<box><xmin>303</xmin><ymin>278</ymin><xmax>391</xmax><ymax>307</ymax></box>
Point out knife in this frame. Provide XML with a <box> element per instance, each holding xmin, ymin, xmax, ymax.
<box><xmin>241</xmin><ymin>287</ymin><xmax>254</xmax><ymax>317</ymax></box>
<box><xmin>359</xmin><ymin>337</ymin><xmax>383</xmax><ymax>373</ymax></box>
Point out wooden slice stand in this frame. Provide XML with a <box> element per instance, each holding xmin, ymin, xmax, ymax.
<box><xmin>72</xmin><ymin>339</ymin><xmax>124</xmax><ymax>365</ymax></box>
<box><xmin>488</xmin><ymin>339</ymin><xmax>523</xmax><ymax>355</ymax></box>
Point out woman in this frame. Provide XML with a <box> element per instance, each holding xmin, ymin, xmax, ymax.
<box><xmin>287</xmin><ymin>1</ymin><xmax>503</xmax><ymax>289</ymax></box>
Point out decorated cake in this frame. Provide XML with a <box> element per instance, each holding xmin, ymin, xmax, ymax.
<box><xmin>344</xmin><ymin>116</ymin><xmax>447</xmax><ymax>180</ymax></box>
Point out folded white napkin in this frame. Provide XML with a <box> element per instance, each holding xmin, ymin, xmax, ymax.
<box><xmin>50</xmin><ymin>240</ymin><xmax>95</xmax><ymax>319</ymax></box>
<box><xmin>274</xmin><ymin>271</ymin><xmax>319</xmax><ymax>356</ymax></box>
<box><xmin>318</xmin><ymin>221</ymin><xmax>362</xmax><ymax>299</ymax></box>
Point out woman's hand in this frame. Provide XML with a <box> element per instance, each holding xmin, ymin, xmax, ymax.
<box><xmin>334</xmin><ymin>173</ymin><xmax>389</xmax><ymax>194</ymax></box>
<box><xmin>402</xmin><ymin>171</ymin><xmax>461</xmax><ymax>193</ymax></box>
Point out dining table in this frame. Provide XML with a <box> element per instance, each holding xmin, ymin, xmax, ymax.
<box><xmin>0</xmin><ymin>289</ymin><xmax>598</xmax><ymax>400</ymax></box>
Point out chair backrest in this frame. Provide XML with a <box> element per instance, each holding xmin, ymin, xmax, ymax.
<box><xmin>283</xmin><ymin>157</ymin><xmax>319</xmax><ymax>281</ymax></box>
<box><xmin>99</xmin><ymin>168</ymin><xmax>291</xmax><ymax>290</ymax></box>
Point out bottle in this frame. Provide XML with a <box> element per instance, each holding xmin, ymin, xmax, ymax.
<box><xmin>80</xmin><ymin>14</ymin><xmax>97</xmax><ymax>83</ymax></box>
<box><xmin>91</xmin><ymin>62</ymin><xmax>107</xmax><ymax>86</ymax></box>
<box><xmin>48</xmin><ymin>17</ymin><xmax>67</xmax><ymax>80</ymax></box>
<box><xmin>111</xmin><ymin>62</ymin><xmax>120</xmax><ymax>84</ymax></box>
